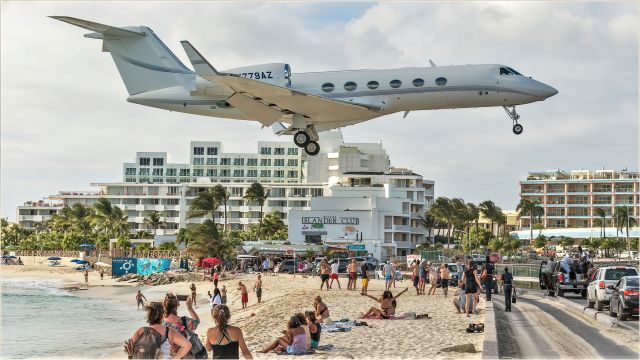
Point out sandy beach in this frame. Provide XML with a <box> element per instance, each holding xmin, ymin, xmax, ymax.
<box><xmin>2</xmin><ymin>259</ymin><xmax>484</xmax><ymax>359</ymax></box>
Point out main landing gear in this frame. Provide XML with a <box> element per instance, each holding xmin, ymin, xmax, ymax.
<box><xmin>293</xmin><ymin>125</ymin><xmax>320</xmax><ymax>156</ymax></box>
<box><xmin>503</xmin><ymin>106</ymin><xmax>523</xmax><ymax>135</ymax></box>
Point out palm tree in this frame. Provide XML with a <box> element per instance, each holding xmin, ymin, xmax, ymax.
<box><xmin>92</xmin><ymin>198</ymin><xmax>129</xmax><ymax>238</ymax></box>
<box><xmin>136</xmin><ymin>230</ymin><xmax>153</xmax><ymax>239</ymax></box>
<box><xmin>479</xmin><ymin>200</ymin><xmax>499</xmax><ymax>237</ymax></box>
<box><xmin>188</xmin><ymin>189</ymin><xmax>220</xmax><ymax>222</ymax></box>
<box><xmin>176</xmin><ymin>227</ymin><xmax>194</xmax><ymax>247</ymax></box>
<box><xmin>244</xmin><ymin>182</ymin><xmax>269</xmax><ymax>240</ymax></box>
<box><xmin>144</xmin><ymin>211</ymin><xmax>164</xmax><ymax>238</ymax></box>
<box><xmin>212</xmin><ymin>185</ymin><xmax>230</xmax><ymax>233</ymax></box>
<box><xmin>594</xmin><ymin>208</ymin><xmax>607</xmax><ymax>239</ymax></box>
<box><xmin>614</xmin><ymin>206</ymin><xmax>638</xmax><ymax>259</ymax></box>
<box><xmin>467</xmin><ymin>203</ymin><xmax>480</xmax><ymax>235</ymax></box>
<box><xmin>418</xmin><ymin>213</ymin><xmax>437</xmax><ymax>244</ymax></box>
<box><xmin>428</xmin><ymin>197</ymin><xmax>455</xmax><ymax>249</ymax></box>
<box><xmin>450</xmin><ymin>198</ymin><xmax>469</xmax><ymax>243</ymax></box>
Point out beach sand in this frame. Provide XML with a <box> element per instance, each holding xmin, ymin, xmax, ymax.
<box><xmin>2</xmin><ymin>259</ymin><xmax>484</xmax><ymax>359</ymax></box>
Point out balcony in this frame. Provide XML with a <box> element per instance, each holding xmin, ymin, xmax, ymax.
<box><xmin>410</xmin><ymin>227</ymin><xmax>428</xmax><ymax>234</ymax></box>
<box><xmin>394</xmin><ymin>241</ymin><xmax>415</xmax><ymax>249</ymax></box>
<box><xmin>593</xmin><ymin>201</ymin><xmax>611</xmax><ymax>205</ymax></box>
<box><xmin>18</xmin><ymin>215</ymin><xmax>43</xmax><ymax>222</ymax></box>
<box><xmin>388</xmin><ymin>224</ymin><xmax>411</xmax><ymax>232</ymax></box>
<box><xmin>545</xmin><ymin>203</ymin><xmax>566</xmax><ymax>207</ymax></box>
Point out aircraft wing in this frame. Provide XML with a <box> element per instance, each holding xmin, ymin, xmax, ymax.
<box><xmin>180</xmin><ymin>41</ymin><xmax>381</xmax><ymax>127</ymax></box>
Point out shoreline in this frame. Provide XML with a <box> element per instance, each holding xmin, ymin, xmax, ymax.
<box><xmin>2</xmin><ymin>263</ymin><xmax>484</xmax><ymax>359</ymax></box>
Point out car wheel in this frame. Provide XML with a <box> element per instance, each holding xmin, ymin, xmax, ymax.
<box><xmin>587</xmin><ymin>292</ymin><xmax>595</xmax><ymax>308</ymax></box>
<box><xmin>595</xmin><ymin>297</ymin><xmax>604</xmax><ymax>311</ymax></box>
<box><xmin>619</xmin><ymin>302</ymin><xmax>628</xmax><ymax>321</ymax></box>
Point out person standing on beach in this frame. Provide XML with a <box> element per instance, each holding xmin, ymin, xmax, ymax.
<box><xmin>360</xmin><ymin>261</ymin><xmax>369</xmax><ymax>295</ymax></box>
<box><xmin>190</xmin><ymin>283</ymin><xmax>197</xmax><ymax>306</ymax></box>
<box><xmin>419</xmin><ymin>260</ymin><xmax>427</xmax><ymax>294</ymax></box>
<box><xmin>383</xmin><ymin>261</ymin><xmax>393</xmax><ymax>291</ymax></box>
<box><xmin>127</xmin><ymin>302</ymin><xmax>191</xmax><ymax>359</ymax></box>
<box><xmin>136</xmin><ymin>290</ymin><xmax>148</xmax><ymax>309</ymax></box>
<box><xmin>484</xmin><ymin>256</ymin><xmax>495</xmax><ymax>301</ymax></box>
<box><xmin>262</xmin><ymin>258</ymin><xmax>270</xmax><ymax>273</ymax></box>
<box><xmin>347</xmin><ymin>259</ymin><xmax>358</xmax><ymax>291</ymax></box>
<box><xmin>411</xmin><ymin>260</ymin><xmax>420</xmax><ymax>295</ymax></box>
<box><xmin>205</xmin><ymin>305</ymin><xmax>253</xmax><ymax>359</ymax></box>
<box><xmin>221</xmin><ymin>285</ymin><xmax>228</xmax><ymax>305</ymax></box>
<box><xmin>254</xmin><ymin>275</ymin><xmax>263</xmax><ymax>303</ymax></box>
<box><xmin>319</xmin><ymin>259</ymin><xmax>330</xmax><ymax>291</ymax></box>
<box><xmin>162</xmin><ymin>293</ymin><xmax>201</xmax><ymax>357</ymax></box>
<box><xmin>210</xmin><ymin>288</ymin><xmax>223</xmax><ymax>308</ymax></box>
<box><xmin>391</xmin><ymin>262</ymin><xmax>398</xmax><ymax>288</ymax></box>
<box><xmin>329</xmin><ymin>259</ymin><xmax>341</xmax><ymax>289</ymax></box>
<box><xmin>461</xmin><ymin>260</ymin><xmax>484</xmax><ymax>317</ymax></box>
<box><xmin>100</xmin><ymin>269</ymin><xmax>104</xmax><ymax>280</ymax></box>
<box><xmin>238</xmin><ymin>282</ymin><xmax>248</xmax><ymax>309</ymax></box>
<box><xmin>440</xmin><ymin>263</ymin><xmax>451</xmax><ymax>298</ymax></box>
<box><xmin>213</xmin><ymin>270</ymin><xmax>220</xmax><ymax>288</ymax></box>
<box><xmin>84</xmin><ymin>270</ymin><xmax>88</xmax><ymax>283</ymax></box>
<box><xmin>427</xmin><ymin>263</ymin><xmax>438</xmax><ymax>295</ymax></box>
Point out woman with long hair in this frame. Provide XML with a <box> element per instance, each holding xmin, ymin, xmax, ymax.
<box><xmin>461</xmin><ymin>259</ymin><xmax>484</xmax><ymax>317</ymax></box>
<box><xmin>205</xmin><ymin>305</ymin><xmax>252</xmax><ymax>359</ymax></box>
<box><xmin>127</xmin><ymin>302</ymin><xmax>191</xmax><ymax>359</ymax></box>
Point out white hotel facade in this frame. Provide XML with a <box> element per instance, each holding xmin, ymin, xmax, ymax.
<box><xmin>16</xmin><ymin>131</ymin><xmax>434</xmax><ymax>257</ymax></box>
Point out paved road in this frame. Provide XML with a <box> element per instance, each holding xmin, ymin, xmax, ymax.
<box><xmin>493</xmin><ymin>293</ymin><xmax>638</xmax><ymax>359</ymax></box>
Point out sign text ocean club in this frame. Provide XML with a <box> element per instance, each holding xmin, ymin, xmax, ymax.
<box><xmin>302</xmin><ymin>216</ymin><xmax>360</xmax><ymax>225</ymax></box>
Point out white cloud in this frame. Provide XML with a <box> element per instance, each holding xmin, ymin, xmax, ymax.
<box><xmin>1</xmin><ymin>1</ymin><xmax>637</xmax><ymax>220</ymax></box>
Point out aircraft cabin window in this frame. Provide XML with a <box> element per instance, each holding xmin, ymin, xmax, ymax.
<box><xmin>389</xmin><ymin>79</ymin><xmax>402</xmax><ymax>88</ymax></box>
<box><xmin>344</xmin><ymin>81</ymin><xmax>357</xmax><ymax>91</ymax></box>
<box><xmin>321</xmin><ymin>83</ymin><xmax>335</xmax><ymax>92</ymax></box>
<box><xmin>367</xmin><ymin>81</ymin><xmax>379</xmax><ymax>90</ymax></box>
<box><xmin>412</xmin><ymin>78</ymin><xmax>425</xmax><ymax>87</ymax></box>
<box><xmin>435</xmin><ymin>77</ymin><xmax>447</xmax><ymax>86</ymax></box>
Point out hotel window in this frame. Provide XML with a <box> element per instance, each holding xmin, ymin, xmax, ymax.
<box><xmin>179</xmin><ymin>169</ymin><xmax>190</xmax><ymax>176</ymax></box>
<box><xmin>167</xmin><ymin>178</ymin><xmax>177</xmax><ymax>183</ymax></box>
<box><xmin>274</xmin><ymin>159</ymin><xmax>285</xmax><ymax>167</ymax></box>
<box><xmin>260</xmin><ymin>147</ymin><xmax>272</xmax><ymax>155</ymax></box>
<box><xmin>153</xmin><ymin>158</ymin><xmax>164</xmax><ymax>166</ymax></box>
<box><xmin>220</xmin><ymin>169</ymin><xmax>230</xmax><ymax>177</ymax></box>
<box><xmin>287</xmin><ymin>170</ymin><xmax>298</xmax><ymax>178</ymax></box>
<box><xmin>260</xmin><ymin>170</ymin><xmax>271</xmax><ymax>177</ymax></box>
<box><xmin>125</xmin><ymin>168</ymin><xmax>136</xmax><ymax>175</ymax></box>
<box><xmin>247</xmin><ymin>158</ymin><xmax>258</xmax><ymax>166</ymax></box>
<box><xmin>166</xmin><ymin>168</ymin><xmax>176</xmax><ymax>176</ymax></box>
<box><xmin>220</xmin><ymin>158</ymin><xmax>231</xmax><ymax>165</ymax></box>
<box><xmin>274</xmin><ymin>147</ymin><xmax>285</xmax><ymax>155</ymax></box>
<box><xmin>389</xmin><ymin>79</ymin><xmax>402</xmax><ymax>88</ymax></box>
<box><xmin>287</xmin><ymin>159</ymin><xmax>298</xmax><ymax>167</ymax></box>
<box><xmin>206</xmin><ymin>158</ymin><xmax>217</xmax><ymax>165</ymax></box>
<box><xmin>274</xmin><ymin>170</ymin><xmax>285</xmax><ymax>178</ymax></box>
<box><xmin>193</xmin><ymin>169</ymin><xmax>204</xmax><ymax>177</ymax></box>
<box><xmin>233</xmin><ymin>169</ymin><xmax>244</xmax><ymax>177</ymax></box>
<box><xmin>153</xmin><ymin>178</ymin><xmax>164</xmax><ymax>183</ymax></box>
<box><xmin>207</xmin><ymin>147</ymin><xmax>218</xmax><ymax>155</ymax></box>
<box><xmin>193</xmin><ymin>147</ymin><xmax>204</xmax><ymax>155</ymax></box>
<box><xmin>139</xmin><ymin>157</ymin><xmax>150</xmax><ymax>166</ymax></box>
<box><xmin>233</xmin><ymin>158</ymin><xmax>244</xmax><ymax>166</ymax></box>
<box><xmin>260</xmin><ymin>159</ymin><xmax>271</xmax><ymax>166</ymax></box>
<box><xmin>192</xmin><ymin>158</ymin><xmax>204</xmax><ymax>165</ymax></box>
<box><xmin>287</xmin><ymin>148</ymin><xmax>298</xmax><ymax>155</ymax></box>
<box><xmin>206</xmin><ymin>169</ymin><xmax>217</xmax><ymax>176</ymax></box>
<box><xmin>247</xmin><ymin>170</ymin><xmax>258</xmax><ymax>177</ymax></box>
<box><xmin>125</xmin><ymin>177</ymin><xmax>136</xmax><ymax>183</ymax></box>
<box><xmin>139</xmin><ymin>177</ymin><xmax>150</xmax><ymax>183</ymax></box>
<box><xmin>139</xmin><ymin>168</ymin><xmax>150</xmax><ymax>176</ymax></box>
<box><xmin>180</xmin><ymin>178</ymin><xmax>191</xmax><ymax>183</ymax></box>
<box><xmin>367</xmin><ymin>80</ymin><xmax>379</xmax><ymax>90</ymax></box>
<box><xmin>311</xmin><ymin>188</ymin><xmax>323</xmax><ymax>197</ymax></box>
<box><xmin>152</xmin><ymin>168</ymin><xmax>163</xmax><ymax>176</ymax></box>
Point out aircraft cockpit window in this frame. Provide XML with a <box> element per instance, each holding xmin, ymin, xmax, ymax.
<box><xmin>500</xmin><ymin>67</ymin><xmax>511</xmax><ymax>75</ymax></box>
<box><xmin>367</xmin><ymin>81</ymin><xmax>379</xmax><ymax>90</ymax></box>
<box><xmin>506</xmin><ymin>67</ymin><xmax>522</xmax><ymax>75</ymax></box>
<box><xmin>344</xmin><ymin>81</ymin><xmax>357</xmax><ymax>91</ymax></box>
<box><xmin>389</xmin><ymin>79</ymin><xmax>402</xmax><ymax>88</ymax></box>
<box><xmin>412</xmin><ymin>78</ymin><xmax>425</xmax><ymax>87</ymax></box>
<box><xmin>321</xmin><ymin>83</ymin><xmax>335</xmax><ymax>92</ymax></box>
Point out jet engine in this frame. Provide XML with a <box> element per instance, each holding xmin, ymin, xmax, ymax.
<box><xmin>223</xmin><ymin>63</ymin><xmax>292</xmax><ymax>87</ymax></box>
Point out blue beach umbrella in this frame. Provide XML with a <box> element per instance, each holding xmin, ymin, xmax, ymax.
<box><xmin>47</xmin><ymin>257</ymin><xmax>62</xmax><ymax>261</ymax></box>
<box><xmin>70</xmin><ymin>259</ymin><xmax>89</xmax><ymax>264</ymax></box>
<box><xmin>1</xmin><ymin>255</ymin><xmax>16</xmax><ymax>259</ymax></box>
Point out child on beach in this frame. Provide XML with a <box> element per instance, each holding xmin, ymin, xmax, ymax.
<box><xmin>205</xmin><ymin>305</ymin><xmax>252</xmax><ymax>359</ymax></box>
<box><xmin>258</xmin><ymin>316</ymin><xmax>307</xmax><ymax>354</ymax></box>
<box><xmin>411</xmin><ymin>260</ymin><xmax>420</xmax><ymax>295</ymax></box>
<box><xmin>238</xmin><ymin>282</ymin><xmax>248</xmax><ymax>309</ymax></box>
<box><xmin>126</xmin><ymin>302</ymin><xmax>191</xmax><ymax>359</ymax></box>
<box><xmin>360</xmin><ymin>262</ymin><xmax>369</xmax><ymax>295</ymax></box>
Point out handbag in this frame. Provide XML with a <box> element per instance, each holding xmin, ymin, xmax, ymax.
<box><xmin>511</xmin><ymin>290</ymin><xmax>517</xmax><ymax>304</ymax></box>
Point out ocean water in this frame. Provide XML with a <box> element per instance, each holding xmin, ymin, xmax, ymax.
<box><xmin>1</xmin><ymin>278</ymin><xmax>141</xmax><ymax>359</ymax></box>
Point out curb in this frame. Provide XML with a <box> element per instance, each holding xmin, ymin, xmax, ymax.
<box><xmin>552</xmin><ymin>296</ymin><xmax>638</xmax><ymax>331</ymax></box>
<box><xmin>482</xmin><ymin>300</ymin><xmax>499</xmax><ymax>359</ymax></box>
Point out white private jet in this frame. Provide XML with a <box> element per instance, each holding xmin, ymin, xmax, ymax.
<box><xmin>52</xmin><ymin>16</ymin><xmax>558</xmax><ymax>155</ymax></box>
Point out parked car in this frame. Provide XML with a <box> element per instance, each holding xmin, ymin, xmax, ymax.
<box><xmin>275</xmin><ymin>259</ymin><xmax>302</xmax><ymax>274</ymax></box>
<box><xmin>587</xmin><ymin>266</ymin><xmax>638</xmax><ymax>311</ymax></box>
<box><xmin>539</xmin><ymin>259</ymin><xmax>589</xmax><ymax>298</ymax></box>
<box><xmin>447</xmin><ymin>263</ymin><xmax>463</xmax><ymax>284</ymax></box>
<box><xmin>362</xmin><ymin>256</ymin><xmax>379</xmax><ymax>270</ymax></box>
<box><xmin>608</xmin><ymin>276</ymin><xmax>639</xmax><ymax>320</ymax></box>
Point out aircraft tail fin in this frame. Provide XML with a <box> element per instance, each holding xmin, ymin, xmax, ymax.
<box><xmin>51</xmin><ymin>16</ymin><xmax>194</xmax><ymax>95</ymax></box>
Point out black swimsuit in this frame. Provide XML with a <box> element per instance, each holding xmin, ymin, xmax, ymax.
<box><xmin>211</xmin><ymin>328</ymin><xmax>239</xmax><ymax>359</ymax></box>
<box><xmin>465</xmin><ymin>269</ymin><xmax>478</xmax><ymax>294</ymax></box>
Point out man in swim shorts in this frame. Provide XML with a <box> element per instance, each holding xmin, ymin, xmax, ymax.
<box><xmin>383</xmin><ymin>261</ymin><xmax>393</xmax><ymax>291</ymax></box>
<box><xmin>320</xmin><ymin>259</ymin><xmax>331</xmax><ymax>291</ymax></box>
<box><xmin>329</xmin><ymin>259</ymin><xmax>341</xmax><ymax>289</ymax></box>
<box><xmin>347</xmin><ymin>259</ymin><xmax>358</xmax><ymax>291</ymax></box>
<box><xmin>238</xmin><ymin>281</ymin><xmax>248</xmax><ymax>309</ymax></box>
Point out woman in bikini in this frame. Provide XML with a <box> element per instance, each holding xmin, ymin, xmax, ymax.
<box><xmin>361</xmin><ymin>288</ymin><xmax>408</xmax><ymax>319</ymax></box>
<box><xmin>313</xmin><ymin>296</ymin><xmax>330</xmax><ymax>322</ymax></box>
<box><xmin>205</xmin><ymin>305</ymin><xmax>252</xmax><ymax>359</ymax></box>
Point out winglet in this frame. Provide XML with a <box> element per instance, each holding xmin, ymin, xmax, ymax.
<box><xmin>50</xmin><ymin>16</ymin><xmax>145</xmax><ymax>37</ymax></box>
<box><xmin>429</xmin><ymin>59</ymin><xmax>436</xmax><ymax>67</ymax></box>
<box><xmin>180</xmin><ymin>41</ymin><xmax>221</xmax><ymax>76</ymax></box>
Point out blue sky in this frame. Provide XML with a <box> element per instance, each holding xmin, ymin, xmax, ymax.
<box><xmin>1</xmin><ymin>1</ymin><xmax>638</xmax><ymax>221</ymax></box>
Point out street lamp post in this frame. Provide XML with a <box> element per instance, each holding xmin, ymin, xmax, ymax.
<box><xmin>626</xmin><ymin>205</ymin><xmax>631</xmax><ymax>266</ymax></box>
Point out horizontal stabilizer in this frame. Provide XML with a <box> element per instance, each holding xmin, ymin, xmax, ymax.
<box><xmin>50</xmin><ymin>16</ymin><xmax>145</xmax><ymax>37</ymax></box>
<box><xmin>180</xmin><ymin>41</ymin><xmax>220</xmax><ymax>76</ymax></box>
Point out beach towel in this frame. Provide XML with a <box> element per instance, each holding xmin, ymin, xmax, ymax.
<box><xmin>320</xmin><ymin>321</ymin><xmax>352</xmax><ymax>333</ymax></box>
<box><xmin>275</xmin><ymin>344</ymin><xmax>334</xmax><ymax>355</ymax></box>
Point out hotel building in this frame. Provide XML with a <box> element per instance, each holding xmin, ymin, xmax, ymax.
<box><xmin>512</xmin><ymin>169</ymin><xmax>639</xmax><ymax>240</ymax></box>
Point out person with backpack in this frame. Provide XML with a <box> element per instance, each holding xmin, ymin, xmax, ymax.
<box><xmin>162</xmin><ymin>293</ymin><xmax>207</xmax><ymax>358</ymax></box>
<box><xmin>206</xmin><ymin>305</ymin><xmax>252</xmax><ymax>359</ymax></box>
<box><xmin>126</xmin><ymin>302</ymin><xmax>191</xmax><ymax>359</ymax></box>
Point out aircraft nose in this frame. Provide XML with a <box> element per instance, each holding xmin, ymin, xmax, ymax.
<box><xmin>536</xmin><ymin>83</ymin><xmax>558</xmax><ymax>99</ymax></box>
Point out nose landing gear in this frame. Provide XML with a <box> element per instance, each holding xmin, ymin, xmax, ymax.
<box><xmin>503</xmin><ymin>106</ymin><xmax>523</xmax><ymax>135</ymax></box>
<box><xmin>293</xmin><ymin>125</ymin><xmax>320</xmax><ymax>156</ymax></box>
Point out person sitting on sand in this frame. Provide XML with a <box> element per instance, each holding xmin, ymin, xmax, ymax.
<box><xmin>305</xmin><ymin>311</ymin><xmax>321</xmax><ymax>349</ymax></box>
<box><xmin>313</xmin><ymin>296</ymin><xmax>330</xmax><ymax>323</ymax></box>
<box><xmin>295</xmin><ymin>313</ymin><xmax>311</xmax><ymax>351</ymax></box>
<box><xmin>128</xmin><ymin>302</ymin><xmax>192</xmax><ymax>359</ymax></box>
<box><xmin>238</xmin><ymin>282</ymin><xmax>248</xmax><ymax>309</ymax></box>
<box><xmin>205</xmin><ymin>305</ymin><xmax>252</xmax><ymax>359</ymax></box>
<box><xmin>258</xmin><ymin>316</ymin><xmax>307</xmax><ymax>354</ymax></box>
<box><xmin>162</xmin><ymin>293</ymin><xmax>200</xmax><ymax>356</ymax></box>
<box><xmin>319</xmin><ymin>259</ymin><xmax>331</xmax><ymax>291</ymax></box>
<box><xmin>136</xmin><ymin>290</ymin><xmax>147</xmax><ymax>309</ymax></box>
<box><xmin>361</xmin><ymin>288</ymin><xmax>408</xmax><ymax>319</ymax></box>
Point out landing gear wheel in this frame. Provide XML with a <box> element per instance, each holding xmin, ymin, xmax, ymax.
<box><xmin>513</xmin><ymin>124</ymin><xmax>523</xmax><ymax>135</ymax></box>
<box><xmin>294</xmin><ymin>131</ymin><xmax>310</xmax><ymax>147</ymax></box>
<box><xmin>304</xmin><ymin>141</ymin><xmax>320</xmax><ymax>156</ymax></box>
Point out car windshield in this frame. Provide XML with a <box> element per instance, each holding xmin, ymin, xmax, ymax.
<box><xmin>605</xmin><ymin>268</ymin><xmax>638</xmax><ymax>280</ymax></box>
